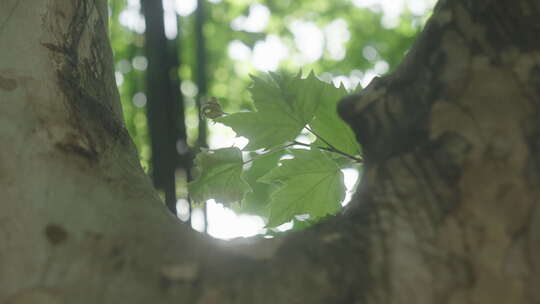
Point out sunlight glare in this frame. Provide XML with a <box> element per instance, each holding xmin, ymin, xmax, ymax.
<box><xmin>176</xmin><ymin>0</ymin><xmax>197</xmax><ymax>16</ymax></box>
<box><xmin>227</xmin><ymin>40</ymin><xmax>252</xmax><ymax>61</ymax></box>
<box><xmin>115</xmin><ymin>72</ymin><xmax>124</xmax><ymax>86</ymax></box>
<box><xmin>207</xmin><ymin>200</ymin><xmax>266</xmax><ymax>239</ymax></box>
<box><xmin>374</xmin><ymin>60</ymin><xmax>389</xmax><ymax>74</ymax></box>
<box><xmin>362</xmin><ymin>45</ymin><xmax>378</xmax><ymax>61</ymax></box>
<box><xmin>274</xmin><ymin>221</ymin><xmax>294</xmax><ymax>232</ymax></box>
<box><xmin>207</xmin><ymin>122</ymin><xmax>248</xmax><ymax>150</ymax></box>
<box><xmin>324</xmin><ymin>19</ymin><xmax>350</xmax><ymax>61</ymax></box>
<box><xmin>176</xmin><ymin>199</ymin><xmax>190</xmax><ymax>222</ymax></box>
<box><xmin>341</xmin><ymin>168</ymin><xmax>360</xmax><ymax>206</ymax></box>
<box><xmin>332</xmin><ymin>75</ymin><xmax>352</xmax><ymax>90</ymax></box>
<box><xmin>132</xmin><ymin>56</ymin><xmax>148</xmax><ymax>70</ymax></box>
<box><xmin>118</xmin><ymin>0</ymin><xmax>145</xmax><ymax>33</ymax></box>
<box><xmin>349</xmin><ymin>70</ymin><xmax>363</xmax><ymax>89</ymax></box>
<box><xmin>180</xmin><ymin>80</ymin><xmax>198</xmax><ymax>98</ymax></box>
<box><xmin>289</xmin><ymin>20</ymin><xmax>324</xmax><ymax>64</ymax></box>
<box><xmin>162</xmin><ymin>0</ymin><xmax>178</xmax><ymax>39</ymax></box>
<box><xmin>116</xmin><ymin>59</ymin><xmax>132</xmax><ymax>73</ymax></box>
<box><xmin>352</xmin><ymin>0</ymin><xmax>437</xmax><ymax>28</ymax></box>
<box><xmin>252</xmin><ymin>35</ymin><xmax>288</xmax><ymax>71</ymax></box>
<box><xmin>132</xmin><ymin>92</ymin><xmax>147</xmax><ymax>108</ymax></box>
<box><xmin>191</xmin><ymin>208</ymin><xmax>205</xmax><ymax>232</ymax></box>
<box><xmin>231</xmin><ymin>4</ymin><xmax>270</xmax><ymax>33</ymax></box>
<box><xmin>360</xmin><ymin>70</ymin><xmax>378</xmax><ymax>88</ymax></box>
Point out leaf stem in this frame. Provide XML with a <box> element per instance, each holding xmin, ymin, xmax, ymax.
<box><xmin>292</xmin><ymin>141</ymin><xmax>333</xmax><ymax>153</ymax></box>
<box><xmin>303</xmin><ymin>127</ymin><xmax>363</xmax><ymax>163</ymax></box>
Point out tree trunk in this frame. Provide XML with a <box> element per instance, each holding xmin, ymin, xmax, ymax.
<box><xmin>141</xmin><ymin>0</ymin><xmax>183</xmax><ymax>214</ymax></box>
<box><xmin>0</xmin><ymin>0</ymin><xmax>539</xmax><ymax>303</ymax></box>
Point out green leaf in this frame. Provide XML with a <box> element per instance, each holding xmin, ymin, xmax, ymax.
<box><xmin>237</xmin><ymin>151</ymin><xmax>285</xmax><ymax>216</ymax></box>
<box><xmin>216</xmin><ymin>71</ymin><xmax>327</xmax><ymax>151</ymax></box>
<box><xmin>267</xmin><ymin>71</ymin><xmax>323</xmax><ymax>124</ymax></box>
<box><xmin>327</xmin><ymin>153</ymin><xmax>356</xmax><ymax>169</ymax></box>
<box><xmin>188</xmin><ymin>147</ymin><xmax>250</xmax><ymax>205</ymax></box>
<box><xmin>259</xmin><ymin>149</ymin><xmax>345</xmax><ymax>227</ymax></box>
<box><xmin>310</xmin><ymin>83</ymin><xmax>361</xmax><ymax>156</ymax></box>
<box><xmin>216</xmin><ymin>112</ymin><xmax>301</xmax><ymax>151</ymax></box>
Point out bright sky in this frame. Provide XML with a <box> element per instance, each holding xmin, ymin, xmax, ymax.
<box><xmin>117</xmin><ymin>0</ymin><xmax>435</xmax><ymax>239</ymax></box>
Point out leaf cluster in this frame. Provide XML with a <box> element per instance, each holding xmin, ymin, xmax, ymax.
<box><xmin>188</xmin><ymin>71</ymin><xmax>361</xmax><ymax>227</ymax></box>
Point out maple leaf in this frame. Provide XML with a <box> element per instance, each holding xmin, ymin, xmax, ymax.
<box><xmin>259</xmin><ymin>149</ymin><xmax>345</xmax><ymax>227</ymax></box>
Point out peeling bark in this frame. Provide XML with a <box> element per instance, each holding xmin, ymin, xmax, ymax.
<box><xmin>0</xmin><ymin>0</ymin><xmax>539</xmax><ymax>303</ymax></box>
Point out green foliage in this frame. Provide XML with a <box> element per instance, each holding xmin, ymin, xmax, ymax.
<box><xmin>259</xmin><ymin>149</ymin><xmax>345</xmax><ymax>227</ymax></box>
<box><xmin>188</xmin><ymin>71</ymin><xmax>361</xmax><ymax>227</ymax></box>
<box><xmin>188</xmin><ymin>147</ymin><xmax>250</xmax><ymax>205</ymax></box>
<box><xmin>216</xmin><ymin>72</ymin><xmax>325</xmax><ymax>150</ymax></box>
<box><xmin>310</xmin><ymin>83</ymin><xmax>360</xmax><ymax>155</ymax></box>
<box><xmin>240</xmin><ymin>151</ymin><xmax>284</xmax><ymax>216</ymax></box>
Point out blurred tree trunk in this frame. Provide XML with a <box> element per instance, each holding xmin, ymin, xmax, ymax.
<box><xmin>194</xmin><ymin>0</ymin><xmax>208</xmax><ymax>150</ymax></box>
<box><xmin>141</xmin><ymin>0</ymin><xmax>181</xmax><ymax>213</ymax></box>
<box><xmin>194</xmin><ymin>0</ymin><xmax>209</xmax><ymax>231</ymax></box>
<box><xmin>1</xmin><ymin>0</ymin><xmax>539</xmax><ymax>303</ymax></box>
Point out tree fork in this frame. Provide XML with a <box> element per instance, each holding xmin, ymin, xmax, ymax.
<box><xmin>0</xmin><ymin>0</ymin><xmax>539</xmax><ymax>303</ymax></box>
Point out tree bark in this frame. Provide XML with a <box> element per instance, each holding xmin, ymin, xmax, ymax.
<box><xmin>0</xmin><ymin>0</ymin><xmax>539</xmax><ymax>303</ymax></box>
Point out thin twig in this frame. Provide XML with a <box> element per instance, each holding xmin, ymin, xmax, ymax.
<box><xmin>293</xmin><ymin>141</ymin><xmax>363</xmax><ymax>163</ymax></box>
<box><xmin>292</xmin><ymin>141</ymin><xmax>334</xmax><ymax>153</ymax></box>
<box><xmin>303</xmin><ymin>127</ymin><xmax>363</xmax><ymax>163</ymax></box>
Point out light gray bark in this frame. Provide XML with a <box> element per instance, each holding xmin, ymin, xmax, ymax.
<box><xmin>0</xmin><ymin>0</ymin><xmax>539</xmax><ymax>303</ymax></box>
